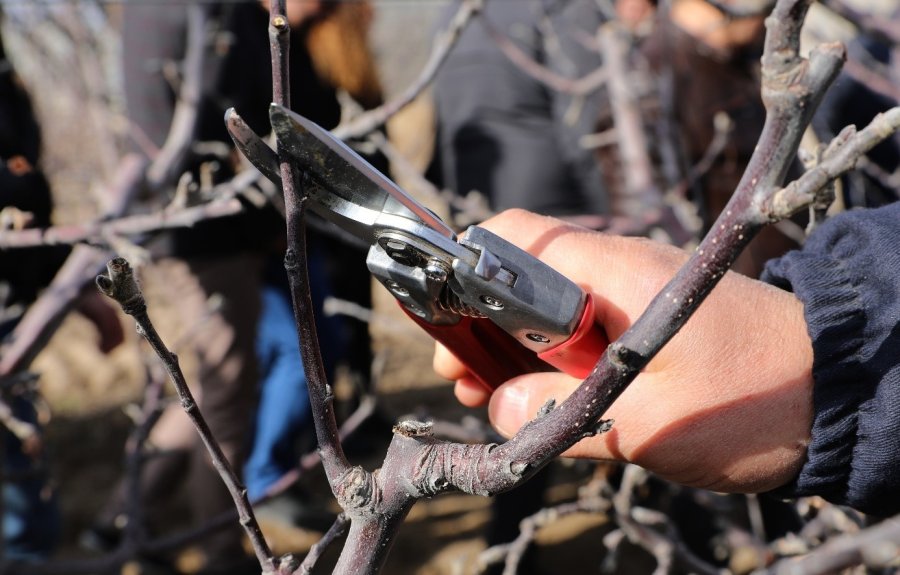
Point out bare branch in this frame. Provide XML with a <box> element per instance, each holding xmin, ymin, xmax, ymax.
<box><xmin>768</xmin><ymin>516</ymin><xmax>900</xmax><ymax>574</ymax></box>
<box><xmin>612</xmin><ymin>466</ymin><xmax>724</xmax><ymax>575</ymax></box>
<box><xmin>765</xmin><ymin>108</ymin><xmax>900</xmax><ymax>218</ymax></box>
<box><xmin>599</xmin><ymin>22</ymin><xmax>662</xmax><ymax>216</ymax></box>
<box><xmin>294</xmin><ymin>513</ymin><xmax>350</xmax><ymax>575</ymax></box>
<box><xmin>265</xmin><ymin>10</ymin><xmax>359</xmax><ymax>572</ymax></box>
<box><xmin>95</xmin><ymin>258</ymin><xmax>276</xmax><ymax>573</ymax></box>
<box><xmin>145</xmin><ymin>4</ymin><xmax>206</xmax><ymax>189</ymax></box>
<box><xmin>480</xmin><ymin>15</ymin><xmax>608</xmax><ymax>96</ymax></box>
<box><xmin>0</xmin><ymin>195</ymin><xmax>246</xmax><ymax>250</ymax></box>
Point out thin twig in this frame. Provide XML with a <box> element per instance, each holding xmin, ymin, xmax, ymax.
<box><xmin>768</xmin><ymin>517</ymin><xmax>900</xmax><ymax>574</ymax></box>
<box><xmin>95</xmin><ymin>258</ymin><xmax>276</xmax><ymax>573</ymax></box>
<box><xmin>268</xmin><ymin>0</ymin><xmax>351</xmax><ymax>493</ymax></box>
<box><xmin>480</xmin><ymin>15</ymin><xmax>608</xmax><ymax>96</ymax></box>
<box><xmin>332</xmin><ymin>0</ymin><xmax>483</xmax><ymax>140</ymax></box>
<box><xmin>294</xmin><ymin>513</ymin><xmax>350</xmax><ymax>575</ymax></box>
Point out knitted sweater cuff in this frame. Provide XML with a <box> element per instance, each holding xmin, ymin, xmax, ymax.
<box><xmin>761</xmin><ymin>205</ymin><xmax>900</xmax><ymax>515</ymax></box>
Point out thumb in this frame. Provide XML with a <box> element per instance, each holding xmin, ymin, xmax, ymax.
<box><xmin>487</xmin><ymin>372</ymin><xmax>580</xmax><ymax>438</ymax></box>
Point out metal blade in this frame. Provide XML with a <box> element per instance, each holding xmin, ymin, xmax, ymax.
<box><xmin>270</xmin><ymin>104</ymin><xmax>455</xmax><ymax>245</ymax></box>
<box><xmin>225</xmin><ymin>108</ymin><xmax>281</xmax><ymax>185</ymax></box>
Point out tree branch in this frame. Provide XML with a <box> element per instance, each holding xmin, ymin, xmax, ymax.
<box><xmin>294</xmin><ymin>513</ymin><xmax>350</xmax><ymax>575</ymax></box>
<box><xmin>480</xmin><ymin>14</ymin><xmax>608</xmax><ymax>96</ymax></box>
<box><xmin>266</xmin><ymin>6</ymin><xmax>355</xmax><ymax>566</ymax></box>
<box><xmin>95</xmin><ymin>258</ymin><xmax>276</xmax><ymax>574</ymax></box>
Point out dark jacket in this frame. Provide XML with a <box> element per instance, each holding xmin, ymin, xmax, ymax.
<box><xmin>431</xmin><ymin>0</ymin><xmax>608</xmax><ymax>217</ymax></box>
<box><xmin>0</xmin><ymin>32</ymin><xmax>67</xmax><ymax>336</ymax></box>
<box><xmin>763</xmin><ymin>202</ymin><xmax>900</xmax><ymax>515</ymax></box>
<box><xmin>121</xmin><ymin>2</ymin><xmax>342</xmax><ymax>257</ymax></box>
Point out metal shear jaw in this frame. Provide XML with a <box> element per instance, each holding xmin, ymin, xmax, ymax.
<box><xmin>228</xmin><ymin>105</ymin><xmax>604</xmax><ymax>387</ymax></box>
<box><xmin>268</xmin><ymin>104</ymin><xmax>457</xmax><ymax>242</ymax></box>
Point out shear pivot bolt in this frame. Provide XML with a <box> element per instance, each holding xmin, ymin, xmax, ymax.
<box><xmin>424</xmin><ymin>259</ymin><xmax>450</xmax><ymax>283</ymax></box>
<box><xmin>526</xmin><ymin>333</ymin><xmax>551</xmax><ymax>344</ymax></box>
<box><xmin>480</xmin><ymin>295</ymin><xmax>504</xmax><ymax>310</ymax></box>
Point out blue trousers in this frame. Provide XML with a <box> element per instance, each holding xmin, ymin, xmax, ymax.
<box><xmin>245</xmin><ymin>254</ymin><xmax>341</xmax><ymax>501</ymax></box>
<box><xmin>2</xmin><ymin>398</ymin><xmax>60</xmax><ymax>560</ymax></box>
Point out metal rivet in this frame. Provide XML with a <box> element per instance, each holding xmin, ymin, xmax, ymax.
<box><xmin>480</xmin><ymin>295</ymin><xmax>504</xmax><ymax>310</ymax></box>
<box><xmin>405</xmin><ymin>303</ymin><xmax>426</xmax><ymax>317</ymax></box>
<box><xmin>526</xmin><ymin>333</ymin><xmax>550</xmax><ymax>344</ymax></box>
<box><xmin>386</xmin><ymin>281</ymin><xmax>409</xmax><ymax>297</ymax></box>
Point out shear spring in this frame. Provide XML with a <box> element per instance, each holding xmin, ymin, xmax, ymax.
<box><xmin>437</xmin><ymin>286</ymin><xmax>485</xmax><ymax>318</ymax></box>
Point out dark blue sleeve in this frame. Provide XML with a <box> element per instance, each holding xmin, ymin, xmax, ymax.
<box><xmin>761</xmin><ymin>203</ymin><xmax>900</xmax><ymax>515</ymax></box>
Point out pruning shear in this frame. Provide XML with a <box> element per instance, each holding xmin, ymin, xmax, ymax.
<box><xmin>226</xmin><ymin>104</ymin><xmax>608</xmax><ymax>392</ymax></box>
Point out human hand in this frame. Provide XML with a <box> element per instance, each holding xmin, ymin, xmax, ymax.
<box><xmin>434</xmin><ymin>209</ymin><xmax>813</xmax><ymax>493</ymax></box>
<box><xmin>670</xmin><ymin>0</ymin><xmax>765</xmax><ymax>54</ymax></box>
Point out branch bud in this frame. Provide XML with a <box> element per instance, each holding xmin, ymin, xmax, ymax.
<box><xmin>96</xmin><ymin>257</ymin><xmax>146</xmax><ymax>317</ymax></box>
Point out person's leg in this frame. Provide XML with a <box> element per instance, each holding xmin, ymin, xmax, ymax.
<box><xmin>2</xmin><ymin>397</ymin><xmax>60</xmax><ymax>561</ymax></box>
<box><xmin>183</xmin><ymin>253</ymin><xmax>262</xmax><ymax>569</ymax></box>
<box><xmin>244</xmin><ymin>285</ymin><xmax>311</xmax><ymax>501</ymax></box>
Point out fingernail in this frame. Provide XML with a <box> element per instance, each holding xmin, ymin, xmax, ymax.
<box><xmin>489</xmin><ymin>382</ymin><xmax>530</xmax><ymax>438</ymax></box>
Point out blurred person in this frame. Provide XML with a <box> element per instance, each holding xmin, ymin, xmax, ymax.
<box><xmin>431</xmin><ymin>0</ymin><xmax>609</xmax><ymax>220</ymax></box>
<box><xmin>0</xmin><ymin>24</ymin><xmax>124</xmax><ymax>561</ymax></box>
<box><xmin>83</xmin><ymin>2</ymin><xmax>381</xmax><ymax>572</ymax></box>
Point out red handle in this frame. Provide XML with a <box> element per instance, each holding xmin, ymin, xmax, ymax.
<box><xmin>401</xmin><ymin>306</ymin><xmax>555</xmax><ymax>393</ymax></box>
<box><xmin>401</xmin><ymin>294</ymin><xmax>608</xmax><ymax>392</ymax></box>
<box><xmin>537</xmin><ymin>295</ymin><xmax>608</xmax><ymax>378</ymax></box>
